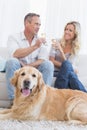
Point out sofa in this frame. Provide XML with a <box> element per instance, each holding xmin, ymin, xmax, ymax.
<box><xmin>0</xmin><ymin>47</ymin><xmax>87</xmax><ymax>108</ymax></box>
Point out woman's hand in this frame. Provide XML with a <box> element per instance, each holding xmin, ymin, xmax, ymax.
<box><xmin>55</xmin><ymin>44</ymin><xmax>66</xmax><ymax>61</ymax></box>
<box><xmin>52</xmin><ymin>40</ymin><xmax>63</xmax><ymax>53</ymax></box>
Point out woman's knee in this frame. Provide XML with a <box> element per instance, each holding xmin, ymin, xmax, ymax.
<box><xmin>62</xmin><ymin>60</ymin><xmax>73</xmax><ymax>71</ymax></box>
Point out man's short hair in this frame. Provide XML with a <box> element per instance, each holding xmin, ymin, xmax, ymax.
<box><xmin>24</xmin><ymin>13</ymin><xmax>40</xmax><ymax>22</ymax></box>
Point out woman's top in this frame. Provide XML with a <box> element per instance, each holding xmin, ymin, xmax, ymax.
<box><xmin>50</xmin><ymin>43</ymin><xmax>78</xmax><ymax>72</ymax></box>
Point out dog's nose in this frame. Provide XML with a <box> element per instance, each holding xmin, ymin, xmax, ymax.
<box><xmin>23</xmin><ymin>80</ymin><xmax>30</xmax><ymax>87</ymax></box>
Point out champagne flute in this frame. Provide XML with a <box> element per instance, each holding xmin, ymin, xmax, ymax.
<box><xmin>41</xmin><ymin>33</ymin><xmax>46</xmax><ymax>39</ymax></box>
<box><xmin>40</xmin><ymin>33</ymin><xmax>48</xmax><ymax>46</ymax></box>
<box><xmin>51</xmin><ymin>38</ymin><xmax>59</xmax><ymax>50</ymax></box>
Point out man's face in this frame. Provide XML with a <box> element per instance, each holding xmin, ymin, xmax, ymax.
<box><xmin>25</xmin><ymin>16</ymin><xmax>41</xmax><ymax>35</ymax></box>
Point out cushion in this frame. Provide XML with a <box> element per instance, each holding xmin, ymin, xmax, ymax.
<box><xmin>0</xmin><ymin>56</ymin><xmax>6</xmax><ymax>72</ymax></box>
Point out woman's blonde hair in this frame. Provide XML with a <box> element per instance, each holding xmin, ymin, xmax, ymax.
<box><xmin>61</xmin><ymin>21</ymin><xmax>81</xmax><ymax>55</ymax></box>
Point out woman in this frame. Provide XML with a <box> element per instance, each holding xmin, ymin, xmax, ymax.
<box><xmin>50</xmin><ymin>21</ymin><xmax>87</xmax><ymax>92</ymax></box>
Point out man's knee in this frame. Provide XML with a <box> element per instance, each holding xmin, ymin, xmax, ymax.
<box><xmin>6</xmin><ymin>58</ymin><xmax>21</xmax><ymax>70</ymax></box>
<box><xmin>42</xmin><ymin>60</ymin><xmax>54</xmax><ymax>71</ymax></box>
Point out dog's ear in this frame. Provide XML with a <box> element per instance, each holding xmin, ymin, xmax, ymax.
<box><xmin>11</xmin><ymin>69</ymin><xmax>20</xmax><ymax>87</ymax></box>
<box><xmin>38</xmin><ymin>71</ymin><xmax>45</xmax><ymax>90</ymax></box>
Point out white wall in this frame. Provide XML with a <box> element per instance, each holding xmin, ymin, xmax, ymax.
<box><xmin>0</xmin><ymin>0</ymin><xmax>87</xmax><ymax>54</ymax></box>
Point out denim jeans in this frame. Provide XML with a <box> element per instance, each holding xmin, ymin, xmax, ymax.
<box><xmin>54</xmin><ymin>60</ymin><xmax>87</xmax><ymax>92</ymax></box>
<box><xmin>6</xmin><ymin>58</ymin><xmax>54</xmax><ymax>99</ymax></box>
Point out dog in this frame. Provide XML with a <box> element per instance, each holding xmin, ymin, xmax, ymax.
<box><xmin>0</xmin><ymin>66</ymin><xmax>87</xmax><ymax>124</ymax></box>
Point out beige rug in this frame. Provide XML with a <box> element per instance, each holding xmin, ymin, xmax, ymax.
<box><xmin>0</xmin><ymin>120</ymin><xmax>87</xmax><ymax>130</ymax></box>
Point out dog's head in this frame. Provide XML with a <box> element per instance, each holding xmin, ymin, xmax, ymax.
<box><xmin>11</xmin><ymin>66</ymin><xmax>45</xmax><ymax>97</ymax></box>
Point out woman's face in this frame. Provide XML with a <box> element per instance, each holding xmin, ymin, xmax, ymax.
<box><xmin>64</xmin><ymin>24</ymin><xmax>75</xmax><ymax>41</ymax></box>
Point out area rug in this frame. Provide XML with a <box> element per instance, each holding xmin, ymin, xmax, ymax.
<box><xmin>0</xmin><ymin>120</ymin><xmax>87</xmax><ymax>130</ymax></box>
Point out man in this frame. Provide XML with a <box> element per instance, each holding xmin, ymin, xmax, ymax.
<box><xmin>6</xmin><ymin>13</ymin><xmax>54</xmax><ymax>100</ymax></box>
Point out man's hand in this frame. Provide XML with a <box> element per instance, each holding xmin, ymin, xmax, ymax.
<box><xmin>35</xmin><ymin>38</ymin><xmax>46</xmax><ymax>48</ymax></box>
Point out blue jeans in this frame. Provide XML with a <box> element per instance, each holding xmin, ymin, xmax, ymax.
<box><xmin>5</xmin><ymin>58</ymin><xmax>54</xmax><ymax>99</ymax></box>
<box><xmin>54</xmin><ymin>60</ymin><xmax>87</xmax><ymax>92</ymax></box>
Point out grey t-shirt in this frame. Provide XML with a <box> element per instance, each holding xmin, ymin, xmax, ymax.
<box><xmin>50</xmin><ymin>44</ymin><xmax>78</xmax><ymax>71</ymax></box>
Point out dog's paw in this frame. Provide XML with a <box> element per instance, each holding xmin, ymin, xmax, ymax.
<box><xmin>67</xmin><ymin>120</ymin><xmax>83</xmax><ymax>125</ymax></box>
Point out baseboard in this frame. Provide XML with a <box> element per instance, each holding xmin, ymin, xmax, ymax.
<box><xmin>0</xmin><ymin>100</ymin><xmax>12</xmax><ymax>108</ymax></box>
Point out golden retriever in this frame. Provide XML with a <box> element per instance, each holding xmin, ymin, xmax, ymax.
<box><xmin>0</xmin><ymin>66</ymin><xmax>87</xmax><ymax>124</ymax></box>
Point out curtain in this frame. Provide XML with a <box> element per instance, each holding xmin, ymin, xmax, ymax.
<box><xmin>45</xmin><ymin>0</ymin><xmax>87</xmax><ymax>54</ymax></box>
<box><xmin>0</xmin><ymin>0</ymin><xmax>31</xmax><ymax>47</ymax></box>
<box><xmin>0</xmin><ymin>0</ymin><xmax>87</xmax><ymax>54</ymax></box>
